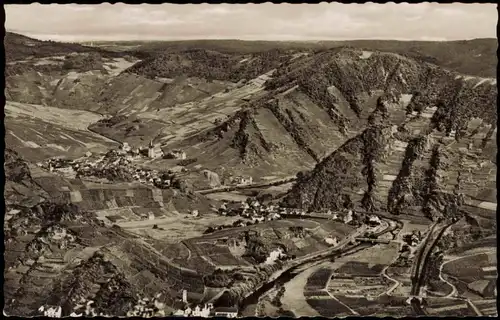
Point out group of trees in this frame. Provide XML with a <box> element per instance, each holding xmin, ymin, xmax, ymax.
<box><xmin>127</xmin><ymin>48</ymin><xmax>291</xmax><ymax>83</ymax></box>
<box><xmin>387</xmin><ymin>136</ymin><xmax>429</xmax><ymax>215</ymax></box>
<box><xmin>242</xmin><ymin>231</ymin><xmax>271</xmax><ymax>264</ymax></box>
<box><xmin>5</xmin><ymin>149</ymin><xmax>32</xmax><ymax>183</ymax></box>
<box><xmin>282</xmin><ymin>135</ymin><xmax>364</xmax><ymax>211</ymax></box>
<box><xmin>203</xmin><ymin>269</ymin><xmax>245</xmax><ymax>288</ymax></box>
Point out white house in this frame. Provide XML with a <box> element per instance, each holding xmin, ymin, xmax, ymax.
<box><xmin>344</xmin><ymin>210</ymin><xmax>353</xmax><ymax>224</ymax></box>
<box><xmin>174</xmin><ymin>150</ymin><xmax>187</xmax><ymax>160</ymax></box>
<box><xmin>41</xmin><ymin>306</ymin><xmax>62</xmax><ymax>318</ymax></box>
<box><xmin>166</xmin><ymin>150</ymin><xmax>187</xmax><ymax>160</ymax></box>
<box><xmin>183</xmin><ymin>307</ymin><xmax>192</xmax><ymax>317</ymax></box>
<box><xmin>368</xmin><ymin>215</ymin><xmax>381</xmax><ymax>225</ymax></box>
<box><xmin>325</xmin><ymin>237</ymin><xmax>338</xmax><ymax>246</ymax></box>
<box><xmin>251</xmin><ymin>200</ymin><xmax>261</xmax><ymax>208</ymax></box>
<box><xmin>239</xmin><ymin>176</ymin><xmax>253</xmax><ymax>185</ymax></box>
<box><xmin>252</xmin><ymin>216</ymin><xmax>265</xmax><ymax>223</ymax></box>
<box><xmin>173</xmin><ymin>309</ymin><xmax>185</xmax><ymax>316</ymax></box>
<box><xmin>121</xmin><ymin>142</ymin><xmax>131</xmax><ymax>152</ymax></box>
<box><xmin>269</xmin><ymin>212</ymin><xmax>281</xmax><ymax>220</ymax></box>
<box><xmin>191</xmin><ymin>305</ymin><xmax>212</xmax><ymax>318</ymax></box>
<box><xmin>213</xmin><ymin>307</ymin><xmax>238</xmax><ymax>318</ymax></box>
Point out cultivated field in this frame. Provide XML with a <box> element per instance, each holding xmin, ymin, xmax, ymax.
<box><xmin>305</xmin><ymin>298</ymin><xmax>353</xmax><ymax>317</ymax></box>
<box><xmin>335</xmin><ymin>295</ymin><xmax>416</xmax><ymax>316</ymax></box>
<box><xmin>5</xmin><ymin>103</ymin><xmax>117</xmax><ymax>162</ymax></box>
<box><xmin>442</xmin><ymin>251</ymin><xmax>497</xmax><ymax>298</ymax></box>
<box><xmin>176</xmin><ymin>218</ymin><xmax>356</xmax><ymax>271</ymax></box>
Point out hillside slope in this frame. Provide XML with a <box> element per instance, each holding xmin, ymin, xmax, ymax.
<box><xmin>279</xmin><ymin>49</ymin><xmax>496</xmax><ymax>219</ymax></box>
<box><xmin>159</xmin><ymin>48</ymin><xmax>496</xmax><ymax>188</ymax></box>
<box><xmin>3</xmin><ymin>148</ymin><xmax>217</xmax><ymax>317</ymax></box>
<box><xmin>125</xmin><ymin>48</ymin><xmax>294</xmax><ymax>82</ymax></box>
<box><xmin>5</xmin><ymin>32</ymin><xmax>123</xmax><ymax>62</ymax></box>
<box><xmin>116</xmin><ymin>38</ymin><xmax>497</xmax><ymax>77</ymax></box>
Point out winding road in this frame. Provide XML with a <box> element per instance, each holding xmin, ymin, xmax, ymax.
<box><xmin>439</xmin><ymin>249</ymin><xmax>496</xmax><ymax>299</ymax></box>
<box><xmin>379</xmin><ymin>265</ymin><xmax>401</xmax><ymax>297</ymax></box>
<box><xmin>232</xmin><ymin>215</ymin><xmax>401</xmax><ymax>316</ymax></box>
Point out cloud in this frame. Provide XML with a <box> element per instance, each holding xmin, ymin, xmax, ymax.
<box><xmin>433</xmin><ymin>7</ymin><xmax>465</xmax><ymax>16</ymax></box>
<box><xmin>199</xmin><ymin>6</ymin><xmax>233</xmax><ymax>15</ymax></box>
<box><xmin>66</xmin><ymin>6</ymin><xmax>95</xmax><ymax>12</ymax></box>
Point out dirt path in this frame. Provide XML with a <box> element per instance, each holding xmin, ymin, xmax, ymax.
<box><xmin>380</xmin><ymin>265</ymin><xmax>401</xmax><ymax>296</ymax></box>
<box><xmin>326</xmin><ymin>291</ymin><xmax>359</xmax><ymax>315</ymax></box>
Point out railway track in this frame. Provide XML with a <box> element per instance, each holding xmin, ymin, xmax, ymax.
<box><xmin>414</xmin><ymin>222</ymin><xmax>455</xmax><ymax>295</ymax></box>
<box><xmin>410</xmin><ymin>219</ymin><xmax>458</xmax><ymax>315</ymax></box>
<box><xmin>410</xmin><ymin>222</ymin><xmax>438</xmax><ymax>295</ymax></box>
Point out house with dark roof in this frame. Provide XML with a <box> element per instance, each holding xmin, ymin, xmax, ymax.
<box><xmin>211</xmin><ymin>307</ymin><xmax>239</xmax><ymax>318</ymax></box>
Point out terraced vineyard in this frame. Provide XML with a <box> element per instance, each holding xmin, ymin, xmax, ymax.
<box><xmin>305</xmin><ymin>298</ymin><xmax>353</xmax><ymax>317</ymax></box>
<box><xmin>3</xmin><ymin>23</ymin><xmax>497</xmax><ymax>318</ymax></box>
<box><xmin>305</xmin><ymin>268</ymin><xmax>333</xmax><ymax>291</ymax></box>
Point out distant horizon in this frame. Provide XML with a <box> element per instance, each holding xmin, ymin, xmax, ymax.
<box><xmin>6</xmin><ymin>3</ymin><xmax>496</xmax><ymax>42</ymax></box>
<box><xmin>7</xmin><ymin>30</ymin><xmax>497</xmax><ymax>44</ymax></box>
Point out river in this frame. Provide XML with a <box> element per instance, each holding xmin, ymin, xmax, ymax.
<box><xmin>213</xmin><ymin>216</ymin><xmax>400</xmax><ymax>315</ymax></box>
<box><xmin>213</xmin><ymin>242</ymin><xmax>373</xmax><ymax>313</ymax></box>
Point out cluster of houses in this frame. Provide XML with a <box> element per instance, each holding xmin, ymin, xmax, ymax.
<box><xmin>224</xmin><ymin>175</ymin><xmax>253</xmax><ymax>186</ymax></box>
<box><xmin>38</xmin><ymin>306</ymin><xmax>63</xmax><ymax>318</ymax></box>
<box><xmin>125</xmin><ymin>295</ymin><xmax>167</xmax><ymax>317</ymax></box>
<box><xmin>38</xmin><ymin>143</ymin><xmax>179</xmax><ymax>189</ymax></box>
<box><xmin>216</xmin><ymin>200</ymin><xmax>282</xmax><ymax>223</ymax></box>
<box><xmin>403</xmin><ymin>230</ymin><xmax>423</xmax><ymax>247</ymax></box>
<box><xmin>214</xmin><ymin>200</ymin><xmax>382</xmax><ymax>229</ymax></box>
<box><xmin>145</xmin><ymin>140</ymin><xmax>187</xmax><ymax>161</ymax></box>
<box><xmin>172</xmin><ymin>291</ymin><xmax>238</xmax><ymax>318</ymax></box>
<box><xmin>37</xmin><ymin>295</ymin><xmax>168</xmax><ymax>318</ymax></box>
<box><xmin>172</xmin><ymin>304</ymin><xmax>238</xmax><ymax>318</ymax></box>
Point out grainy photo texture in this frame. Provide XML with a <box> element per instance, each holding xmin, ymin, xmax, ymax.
<box><xmin>3</xmin><ymin>3</ymin><xmax>497</xmax><ymax>318</ymax></box>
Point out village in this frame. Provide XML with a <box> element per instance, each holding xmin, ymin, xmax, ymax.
<box><xmin>37</xmin><ymin>141</ymin><xmax>257</xmax><ymax>193</ymax></box>
<box><xmin>171</xmin><ymin>292</ymin><xmax>239</xmax><ymax>318</ymax></box>
<box><xmin>204</xmin><ymin>198</ymin><xmax>383</xmax><ymax>236</ymax></box>
<box><xmin>37</xmin><ymin>141</ymin><xmax>183</xmax><ymax>187</ymax></box>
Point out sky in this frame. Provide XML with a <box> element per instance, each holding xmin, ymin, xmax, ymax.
<box><xmin>5</xmin><ymin>3</ymin><xmax>498</xmax><ymax>42</ymax></box>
